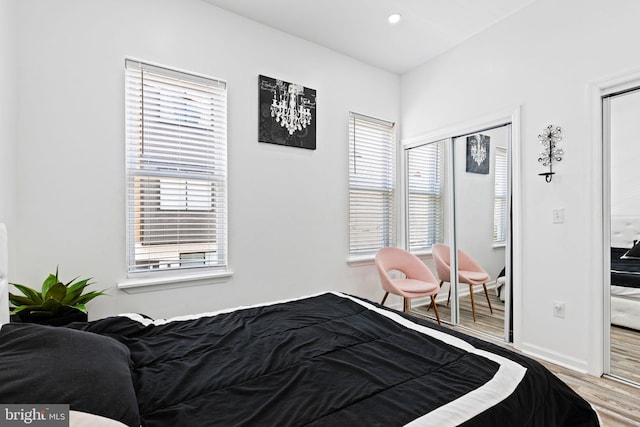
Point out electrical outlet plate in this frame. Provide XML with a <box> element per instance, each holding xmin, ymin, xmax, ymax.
<box><xmin>552</xmin><ymin>208</ymin><xmax>564</xmax><ymax>224</ymax></box>
<box><xmin>553</xmin><ymin>301</ymin><xmax>565</xmax><ymax>318</ymax></box>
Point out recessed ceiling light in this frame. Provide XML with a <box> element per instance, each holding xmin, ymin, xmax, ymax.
<box><xmin>387</xmin><ymin>13</ymin><xmax>402</xmax><ymax>24</ymax></box>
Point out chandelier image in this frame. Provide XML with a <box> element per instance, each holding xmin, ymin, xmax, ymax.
<box><xmin>470</xmin><ymin>135</ymin><xmax>487</xmax><ymax>166</ymax></box>
<box><xmin>270</xmin><ymin>83</ymin><xmax>312</xmax><ymax>135</ymax></box>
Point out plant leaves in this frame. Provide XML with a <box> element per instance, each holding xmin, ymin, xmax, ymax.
<box><xmin>74</xmin><ymin>290</ymin><xmax>107</xmax><ymax>305</ymax></box>
<box><xmin>40</xmin><ymin>298</ymin><xmax>63</xmax><ymax>313</ymax></box>
<box><xmin>72</xmin><ymin>304</ymin><xmax>88</xmax><ymax>314</ymax></box>
<box><xmin>10</xmin><ymin>305</ymin><xmax>30</xmax><ymax>315</ymax></box>
<box><xmin>8</xmin><ymin>293</ymin><xmax>36</xmax><ymax>307</ymax></box>
<box><xmin>61</xmin><ymin>286</ymin><xmax>85</xmax><ymax>304</ymax></box>
<box><xmin>10</xmin><ymin>268</ymin><xmax>105</xmax><ymax>317</ymax></box>
<box><xmin>10</xmin><ymin>284</ymin><xmax>43</xmax><ymax>304</ymax></box>
<box><xmin>41</xmin><ymin>273</ymin><xmax>60</xmax><ymax>297</ymax></box>
<box><xmin>44</xmin><ymin>282</ymin><xmax>67</xmax><ymax>302</ymax></box>
<box><xmin>65</xmin><ymin>278</ymin><xmax>92</xmax><ymax>293</ymax></box>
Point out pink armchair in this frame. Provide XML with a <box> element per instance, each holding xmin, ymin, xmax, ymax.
<box><xmin>431</xmin><ymin>243</ymin><xmax>493</xmax><ymax>322</ymax></box>
<box><xmin>375</xmin><ymin>247</ymin><xmax>441</xmax><ymax>324</ymax></box>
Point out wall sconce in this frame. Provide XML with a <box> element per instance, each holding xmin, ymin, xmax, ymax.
<box><xmin>537</xmin><ymin>125</ymin><xmax>563</xmax><ymax>183</ymax></box>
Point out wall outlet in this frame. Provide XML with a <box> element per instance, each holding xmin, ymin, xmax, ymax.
<box><xmin>552</xmin><ymin>208</ymin><xmax>565</xmax><ymax>224</ymax></box>
<box><xmin>553</xmin><ymin>301</ymin><xmax>565</xmax><ymax>318</ymax></box>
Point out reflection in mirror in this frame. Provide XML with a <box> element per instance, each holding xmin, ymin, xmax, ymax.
<box><xmin>453</xmin><ymin>126</ymin><xmax>508</xmax><ymax>339</ymax></box>
<box><xmin>608</xmin><ymin>88</ymin><xmax>640</xmax><ymax>385</ymax></box>
<box><xmin>406</xmin><ymin>140</ymin><xmax>445</xmax><ymax>252</ymax></box>
<box><xmin>405</xmin><ymin>139</ymin><xmax>448</xmax><ymax>322</ymax></box>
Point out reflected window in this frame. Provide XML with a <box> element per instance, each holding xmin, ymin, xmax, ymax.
<box><xmin>406</xmin><ymin>142</ymin><xmax>443</xmax><ymax>251</ymax></box>
<box><xmin>493</xmin><ymin>147</ymin><xmax>507</xmax><ymax>243</ymax></box>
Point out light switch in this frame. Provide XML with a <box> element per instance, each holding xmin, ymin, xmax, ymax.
<box><xmin>552</xmin><ymin>208</ymin><xmax>564</xmax><ymax>224</ymax></box>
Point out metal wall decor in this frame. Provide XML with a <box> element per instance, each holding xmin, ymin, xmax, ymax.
<box><xmin>537</xmin><ymin>125</ymin><xmax>563</xmax><ymax>183</ymax></box>
<box><xmin>258</xmin><ymin>75</ymin><xmax>317</xmax><ymax>150</ymax></box>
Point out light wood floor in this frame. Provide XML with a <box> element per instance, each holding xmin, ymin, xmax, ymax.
<box><xmin>610</xmin><ymin>324</ymin><xmax>640</xmax><ymax>385</ymax></box>
<box><xmin>411</xmin><ymin>292</ymin><xmax>640</xmax><ymax>426</ymax></box>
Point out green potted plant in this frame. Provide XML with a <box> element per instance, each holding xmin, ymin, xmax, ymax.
<box><xmin>9</xmin><ymin>267</ymin><xmax>106</xmax><ymax>326</ymax></box>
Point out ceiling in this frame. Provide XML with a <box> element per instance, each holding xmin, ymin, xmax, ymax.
<box><xmin>201</xmin><ymin>0</ymin><xmax>537</xmax><ymax>75</ymax></box>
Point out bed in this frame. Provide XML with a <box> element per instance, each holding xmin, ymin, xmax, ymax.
<box><xmin>0</xmin><ymin>225</ymin><xmax>600</xmax><ymax>426</ymax></box>
<box><xmin>610</xmin><ymin>216</ymin><xmax>640</xmax><ymax>330</ymax></box>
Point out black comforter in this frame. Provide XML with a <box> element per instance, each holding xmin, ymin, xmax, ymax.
<box><xmin>63</xmin><ymin>292</ymin><xmax>599</xmax><ymax>427</ymax></box>
<box><xmin>611</xmin><ymin>247</ymin><xmax>640</xmax><ymax>288</ymax></box>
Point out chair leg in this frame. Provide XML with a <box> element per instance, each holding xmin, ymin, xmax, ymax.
<box><xmin>430</xmin><ymin>295</ymin><xmax>441</xmax><ymax>325</ymax></box>
<box><xmin>469</xmin><ymin>284</ymin><xmax>477</xmax><ymax>322</ymax></box>
<box><xmin>403</xmin><ymin>297</ymin><xmax>410</xmax><ymax>313</ymax></box>
<box><xmin>445</xmin><ymin>281</ymin><xmax>451</xmax><ymax>306</ymax></box>
<box><xmin>482</xmin><ymin>284</ymin><xmax>493</xmax><ymax>314</ymax></box>
<box><xmin>381</xmin><ymin>292</ymin><xmax>389</xmax><ymax>306</ymax></box>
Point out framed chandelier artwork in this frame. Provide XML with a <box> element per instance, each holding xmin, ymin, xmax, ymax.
<box><xmin>258</xmin><ymin>75</ymin><xmax>317</xmax><ymax>150</ymax></box>
<box><xmin>466</xmin><ymin>134</ymin><xmax>490</xmax><ymax>174</ymax></box>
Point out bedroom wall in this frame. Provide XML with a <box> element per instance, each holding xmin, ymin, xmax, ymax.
<box><xmin>0</xmin><ymin>0</ymin><xmax>18</xmax><ymax>279</ymax></box>
<box><xmin>400</xmin><ymin>0</ymin><xmax>640</xmax><ymax>373</ymax></box>
<box><xmin>12</xmin><ymin>0</ymin><xmax>399</xmax><ymax>319</ymax></box>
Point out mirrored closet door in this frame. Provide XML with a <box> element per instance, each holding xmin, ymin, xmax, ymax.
<box><xmin>452</xmin><ymin>125</ymin><xmax>510</xmax><ymax>339</ymax></box>
<box><xmin>604</xmin><ymin>88</ymin><xmax>640</xmax><ymax>385</ymax></box>
<box><xmin>406</xmin><ymin>124</ymin><xmax>511</xmax><ymax>341</ymax></box>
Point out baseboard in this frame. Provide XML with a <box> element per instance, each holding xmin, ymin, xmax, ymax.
<box><xmin>518</xmin><ymin>342</ymin><xmax>589</xmax><ymax>373</ymax></box>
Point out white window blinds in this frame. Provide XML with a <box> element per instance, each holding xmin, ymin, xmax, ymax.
<box><xmin>348</xmin><ymin>112</ymin><xmax>395</xmax><ymax>256</ymax></box>
<box><xmin>493</xmin><ymin>147</ymin><xmax>508</xmax><ymax>243</ymax></box>
<box><xmin>406</xmin><ymin>142</ymin><xmax>443</xmax><ymax>251</ymax></box>
<box><xmin>125</xmin><ymin>59</ymin><xmax>227</xmax><ymax>274</ymax></box>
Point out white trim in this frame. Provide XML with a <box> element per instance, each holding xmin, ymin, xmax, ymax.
<box><xmin>117</xmin><ymin>270</ymin><xmax>233</xmax><ymax>293</ymax></box>
<box><xmin>346</xmin><ymin>255</ymin><xmax>375</xmax><ymax>266</ymax></box>
<box><xmin>401</xmin><ymin>107</ymin><xmax>518</xmax><ymax>149</ymax></box>
<box><xmin>519</xmin><ymin>341</ymin><xmax>589</xmax><ymax>374</ymax></box>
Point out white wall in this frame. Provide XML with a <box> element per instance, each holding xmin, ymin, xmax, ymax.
<box><xmin>0</xmin><ymin>0</ymin><xmax>17</xmax><ymax>279</ymax></box>
<box><xmin>12</xmin><ymin>0</ymin><xmax>399</xmax><ymax>319</ymax></box>
<box><xmin>401</xmin><ymin>0</ymin><xmax>640</xmax><ymax>372</ymax></box>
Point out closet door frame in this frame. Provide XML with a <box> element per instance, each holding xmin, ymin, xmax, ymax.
<box><xmin>400</xmin><ymin>107</ymin><xmax>521</xmax><ymax>343</ymax></box>
<box><xmin>599</xmin><ymin>78</ymin><xmax>640</xmax><ymax>380</ymax></box>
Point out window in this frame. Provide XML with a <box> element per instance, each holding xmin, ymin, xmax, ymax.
<box><xmin>348</xmin><ymin>112</ymin><xmax>395</xmax><ymax>257</ymax></box>
<box><xmin>125</xmin><ymin>59</ymin><xmax>227</xmax><ymax>274</ymax></box>
<box><xmin>406</xmin><ymin>141</ymin><xmax>444</xmax><ymax>251</ymax></box>
<box><xmin>493</xmin><ymin>147</ymin><xmax>508</xmax><ymax>243</ymax></box>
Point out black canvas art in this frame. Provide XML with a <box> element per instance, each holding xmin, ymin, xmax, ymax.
<box><xmin>466</xmin><ymin>134</ymin><xmax>490</xmax><ymax>174</ymax></box>
<box><xmin>259</xmin><ymin>75</ymin><xmax>317</xmax><ymax>150</ymax></box>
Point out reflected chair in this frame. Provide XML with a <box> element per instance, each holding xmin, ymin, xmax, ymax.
<box><xmin>375</xmin><ymin>247</ymin><xmax>441</xmax><ymax>325</ymax></box>
<box><xmin>431</xmin><ymin>243</ymin><xmax>493</xmax><ymax>322</ymax></box>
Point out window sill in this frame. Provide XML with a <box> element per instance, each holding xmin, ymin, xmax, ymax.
<box><xmin>346</xmin><ymin>255</ymin><xmax>375</xmax><ymax>266</ymax></box>
<box><xmin>117</xmin><ymin>270</ymin><xmax>233</xmax><ymax>294</ymax></box>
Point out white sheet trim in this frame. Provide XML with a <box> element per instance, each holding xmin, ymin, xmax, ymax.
<box><xmin>611</xmin><ymin>284</ymin><xmax>640</xmax><ymax>298</ymax></box>
<box><xmin>117</xmin><ymin>291</ymin><xmax>332</xmax><ymax>326</ymax></box>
